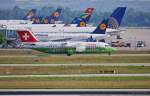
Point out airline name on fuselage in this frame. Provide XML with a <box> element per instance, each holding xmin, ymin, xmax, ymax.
<box><xmin>35</xmin><ymin>34</ymin><xmax>48</xmax><ymax>36</ymax></box>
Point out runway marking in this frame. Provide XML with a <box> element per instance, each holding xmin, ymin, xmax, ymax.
<box><xmin>0</xmin><ymin>74</ymin><xmax>150</xmax><ymax>78</ymax></box>
<box><xmin>0</xmin><ymin>89</ymin><xmax>150</xmax><ymax>92</ymax></box>
<box><xmin>0</xmin><ymin>55</ymin><xmax>37</xmax><ymax>57</ymax></box>
<box><xmin>0</xmin><ymin>89</ymin><xmax>150</xmax><ymax>95</ymax></box>
<box><xmin>0</xmin><ymin>63</ymin><xmax>150</xmax><ymax>66</ymax></box>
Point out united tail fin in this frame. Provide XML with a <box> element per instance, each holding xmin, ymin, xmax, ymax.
<box><xmin>71</xmin><ymin>8</ymin><xmax>94</xmax><ymax>27</ymax></box>
<box><xmin>17</xmin><ymin>30</ymin><xmax>39</xmax><ymax>42</ymax></box>
<box><xmin>92</xmin><ymin>18</ymin><xmax>108</xmax><ymax>34</ymax></box>
<box><xmin>108</xmin><ymin>7</ymin><xmax>126</xmax><ymax>29</ymax></box>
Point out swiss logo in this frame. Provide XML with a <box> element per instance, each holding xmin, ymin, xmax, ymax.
<box><xmin>23</xmin><ymin>33</ymin><xmax>30</xmax><ymax>40</ymax></box>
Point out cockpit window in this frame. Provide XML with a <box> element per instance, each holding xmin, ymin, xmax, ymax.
<box><xmin>105</xmin><ymin>45</ymin><xmax>110</xmax><ymax>47</ymax></box>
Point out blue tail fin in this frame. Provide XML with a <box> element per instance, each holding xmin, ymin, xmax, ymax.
<box><xmin>49</xmin><ymin>7</ymin><xmax>62</xmax><ymax>24</ymax></box>
<box><xmin>32</xmin><ymin>16</ymin><xmax>43</xmax><ymax>24</ymax></box>
<box><xmin>108</xmin><ymin>7</ymin><xmax>126</xmax><ymax>29</ymax></box>
<box><xmin>71</xmin><ymin>18</ymin><xmax>87</xmax><ymax>27</ymax></box>
<box><xmin>24</xmin><ymin>9</ymin><xmax>37</xmax><ymax>20</ymax></box>
<box><xmin>92</xmin><ymin>19</ymin><xmax>108</xmax><ymax>34</ymax></box>
<box><xmin>71</xmin><ymin>8</ymin><xmax>94</xmax><ymax>27</ymax></box>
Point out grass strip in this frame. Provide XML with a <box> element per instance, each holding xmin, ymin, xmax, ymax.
<box><xmin>0</xmin><ymin>66</ymin><xmax>150</xmax><ymax>75</ymax></box>
<box><xmin>0</xmin><ymin>55</ymin><xmax>150</xmax><ymax>63</ymax></box>
<box><xmin>0</xmin><ymin>77</ymin><xmax>150</xmax><ymax>89</ymax></box>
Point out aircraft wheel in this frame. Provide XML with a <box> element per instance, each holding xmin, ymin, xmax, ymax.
<box><xmin>67</xmin><ymin>50</ymin><xmax>74</xmax><ymax>56</ymax></box>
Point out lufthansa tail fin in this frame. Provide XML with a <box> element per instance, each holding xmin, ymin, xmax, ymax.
<box><xmin>49</xmin><ymin>7</ymin><xmax>62</xmax><ymax>24</ymax></box>
<box><xmin>71</xmin><ymin>8</ymin><xmax>94</xmax><ymax>27</ymax></box>
<box><xmin>108</xmin><ymin>7</ymin><xmax>126</xmax><ymax>29</ymax></box>
<box><xmin>92</xmin><ymin>18</ymin><xmax>108</xmax><ymax>34</ymax></box>
<box><xmin>24</xmin><ymin>9</ymin><xmax>37</xmax><ymax>20</ymax></box>
<box><xmin>17</xmin><ymin>30</ymin><xmax>39</xmax><ymax>42</ymax></box>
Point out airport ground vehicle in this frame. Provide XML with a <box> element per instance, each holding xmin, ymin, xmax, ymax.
<box><xmin>110</xmin><ymin>41</ymin><xmax>131</xmax><ymax>47</ymax></box>
<box><xmin>137</xmin><ymin>41</ymin><xmax>146</xmax><ymax>47</ymax></box>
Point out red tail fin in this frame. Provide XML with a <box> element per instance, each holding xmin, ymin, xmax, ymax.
<box><xmin>84</xmin><ymin>8</ymin><xmax>94</xmax><ymax>15</ymax></box>
<box><xmin>17</xmin><ymin>30</ymin><xmax>39</xmax><ymax>42</ymax></box>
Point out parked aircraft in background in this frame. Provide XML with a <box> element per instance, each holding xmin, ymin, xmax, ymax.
<box><xmin>21</xmin><ymin>7</ymin><xmax>126</xmax><ymax>41</ymax></box>
<box><xmin>0</xmin><ymin>7</ymin><xmax>126</xmax><ymax>48</ymax></box>
<box><xmin>22</xmin><ymin>18</ymin><xmax>109</xmax><ymax>41</ymax></box>
<box><xmin>43</xmin><ymin>7</ymin><xmax>62</xmax><ymax>24</ymax></box>
<box><xmin>26</xmin><ymin>7</ymin><xmax>94</xmax><ymax>25</ymax></box>
<box><xmin>24</xmin><ymin>7</ymin><xmax>62</xmax><ymax>24</ymax></box>
<box><xmin>4</xmin><ymin>7</ymin><xmax>126</xmax><ymax>32</ymax></box>
<box><xmin>0</xmin><ymin>7</ymin><xmax>93</xmax><ymax>26</ymax></box>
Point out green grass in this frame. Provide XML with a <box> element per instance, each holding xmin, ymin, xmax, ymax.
<box><xmin>0</xmin><ymin>76</ymin><xmax>150</xmax><ymax>81</ymax></box>
<box><xmin>0</xmin><ymin>66</ymin><xmax>150</xmax><ymax>75</ymax></box>
<box><xmin>0</xmin><ymin>55</ymin><xmax>150</xmax><ymax>64</ymax></box>
<box><xmin>0</xmin><ymin>77</ymin><xmax>150</xmax><ymax>89</ymax></box>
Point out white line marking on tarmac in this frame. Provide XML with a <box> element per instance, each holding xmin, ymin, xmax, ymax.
<box><xmin>0</xmin><ymin>74</ymin><xmax>150</xmax><ymax>78</ymax></box>
<box><xmin>0</xmin><ymin>63</ymin><xmax>150</xmax><ymax>66</ymax></box>
<box><xmin>0</xmin><ymin>55</ymin><xmax>37</xmax><ymax>57</ymax></box>
<box><xmin>0</xmin><ymin>89</ymin><xmax>150</xmax><ymax>92</ymax></box>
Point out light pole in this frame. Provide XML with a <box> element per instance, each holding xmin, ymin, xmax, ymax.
<box><xmin>2</xmin><ymin>25</ymin><xmax>7</xmax><ymax>48</ymax></box>
<box><xmin>134</xmin><ymin>36</ymin><xmax>136</xmax><ymax>51</ymax></box>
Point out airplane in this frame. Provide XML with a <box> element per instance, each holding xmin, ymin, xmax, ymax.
<box><xmin>16</xmin><ymin>27</ymin><xmax>117</xmax><ymax>56</ymax></box>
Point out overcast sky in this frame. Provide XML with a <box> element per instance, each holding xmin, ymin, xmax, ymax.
<box><xmin>0</xmin><ymin>0</ymin><xmax>150</xmax><ymax>12</ymax></box>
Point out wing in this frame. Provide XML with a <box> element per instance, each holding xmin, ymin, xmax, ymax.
<box><xmin>51</xmin><ymin>38</ymin><xmax>72</xmax><ymax>42</ymax></box>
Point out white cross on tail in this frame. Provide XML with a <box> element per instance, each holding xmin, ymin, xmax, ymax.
<box><xmin>23</xmin><ymin>33</ymin><xmax>29</xmax><ymax>40</ymax></box>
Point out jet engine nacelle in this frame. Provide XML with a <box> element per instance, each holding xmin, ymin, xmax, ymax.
<box><xmin>76</xmin><ymin>45</ymin><xmax>86</xmax><ymax>52</ymax></box>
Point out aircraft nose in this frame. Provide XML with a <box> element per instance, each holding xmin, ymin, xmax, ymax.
<box><xmin>106</xmin><ymin>47</ymin><xmax>117</xmax><ymax>52</ymax></box>
<box><xmin>110</xmin><ymin>47</ymin><xmax>117</xmax><ymax>52</ymax></box>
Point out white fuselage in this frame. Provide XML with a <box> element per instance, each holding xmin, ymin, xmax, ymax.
<box><xmin>23</xmin><ymin>41</ymin><xmax>109</xmax><ymax>49</ymax></box>
<box><xmin>5</xmin><ymin>24</ymin><xmax>120</xmax><ymax>41</ymax></box>
<box><xmin>0</xmin><ymin>20</ymin><xmax>33</xmax><ymax>25</ymax></box>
